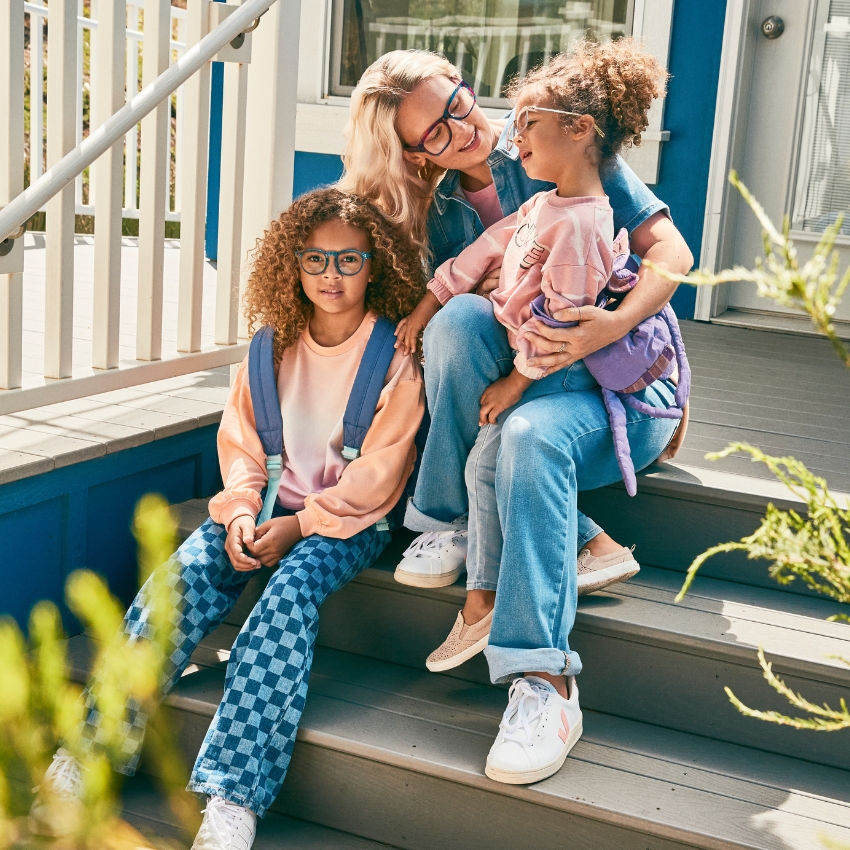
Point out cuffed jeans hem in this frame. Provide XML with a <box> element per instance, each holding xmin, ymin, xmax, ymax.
<box><xmin>187</xmin><ymin>782</ymin><xmax>266</xmax><ymax>818</ymax></box>
<box><xmin>466</xmin><ymin>580</ymin><xmax>498</xmax><ymax>592</ymax></box>
<box><xmin>577</xmin><ymin>525</ymin><xmax>604</xmax><ymax>549</ymax></box>
<box><xmin>113</xmin><ymin>763</ymin><xmax>136</xmax><ymax>778</ymax></box>
<box><xmin>404</xmin><ymin>499</ymin><xmax>464</xmax><ymax>533</ymax></box>
<box><xmin>484</xmin><ymin>645</ymin><xmax>583</xmax><ymax>685</ymax></box>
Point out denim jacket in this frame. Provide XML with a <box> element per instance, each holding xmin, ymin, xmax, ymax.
<box><xmin>426</xmin><ymin>116</ymin><xmax>668</xmax><ymax>272</ymax></box>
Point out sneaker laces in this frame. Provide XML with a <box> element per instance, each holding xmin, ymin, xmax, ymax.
<box><xmin>194</xmin><ymin>797</ymin><xmax>252</xmax><ymax>850</ymax></box>
<box><xmin>403</xmin><ymin>529</ymin><xmax>466</xmax><ymax>558</ymax></box>
<box><xmin>576</xmin><ymin>548</ymin><xmax>593</xmax><ymax>572</ymax></box>
<box><xmin>34</xmin><ymin>750</ymin><xmax>84</xmax><ymax>801</ymax></box>
<box><xmin>499</xmin><ymin>679</ymin><xmax>552</xmax><ymax>749</ymax></box>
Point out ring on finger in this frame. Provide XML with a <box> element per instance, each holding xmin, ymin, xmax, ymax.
<box><xmin>557</xmin><ymin>342</ymin><xmax>566</xmax><ymax>353</ymax></box>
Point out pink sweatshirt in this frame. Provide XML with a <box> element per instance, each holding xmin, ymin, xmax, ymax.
<box><xmin>209</xmin><ymin>312</ymin><xmax>425</xmax><ymax>539</ymax></box>
<box><xmin>428</xmin><ymin>191</ymin><xmax>615</xmax><ymax>379</ymax></box>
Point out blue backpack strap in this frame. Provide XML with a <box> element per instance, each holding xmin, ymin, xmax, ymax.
<box><xmin>248</xmin><ymin>326</ymin><xmax>284</xmax><ymax>524</ymax></box>
<box><xmin>342</xmin><ymin>316</ymin><xmax>398</xmax><ymax>461</ymax></box>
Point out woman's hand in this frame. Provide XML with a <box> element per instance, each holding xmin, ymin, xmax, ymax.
<box><xmin>395</xmin><ymin>291</ymin><xmax>442</xmax><ymax>356</ymax></box>
<box><xmin>225</xmin><ymin>516</ymin><xmax>262</xmax><ymax>572</ymax></box>
<box><xmin>250</xmin><ymin>515</ymin><xmax>304</xmax><ymax>567</ymax></box>
<box><xmin>479</xmin><ymin>370</ymin><xmax>533</xmax><ymax>425</ymax></box>
<box><xmin>523</xmin><ymin>306</ymin><xmax>628</xmax><ymax>373</ymax></box>
<box><xmin>474</xmin><ymin>267</ymin><xmax>501</xmax><ymax>301</ymax></box>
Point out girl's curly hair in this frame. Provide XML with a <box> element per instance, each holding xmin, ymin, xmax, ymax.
<box><xmin>506</xmin><ymin>38</ymin><xmax>669</xmax><ymax>162</ymax></box>
<box><xmin>244</xmin><ymin>188</ymin><xmax>426</xmax><ymax>363</ymax></box>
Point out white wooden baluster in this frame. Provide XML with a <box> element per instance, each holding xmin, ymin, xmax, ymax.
<box><xmin>176</xmin><ymin>0</ymin><xmax>211</xmax><ymax>353</ymax></box>
<box><xmin>173</xmin><ymin>8</ymin><xmax>186</xmax><ymax>217</ymax></box>
<box><xmin>92</xmin><ymin>0</ymin><xmax>127</xmax><ymax>370</ymax></box>
<box><xmin>135</xmin><ymin>0</ymin><xmax>171</xmax><ymax>361</ymax></box>
<box><xmin>75</xmin><ymin>0</ymin><xmax>84</xmax><ymax>209</ymax></box>
<box><xmin>238</xmin><ymin>0</ymin><xmax>300</xmax><ymax>342</ymax></box>
<box><xmin>125</xmin><ymin>2</ymin><xmax>140</xmax><ymax>214</ymax></box>
<box><xmin>215</xmin><ymin>57</ymin><xmax>249</xmax><ymax>345</ymax></box>
<box><xmin>215</xmin><ymin>36</ymin><xmax>249</xmax><ymax>345</ymax></box>
<box><xmin>32</xmin><ymin>9</ymin><xmax>45</xmax><ymax>183</ymax></box>
<box><xmin>44</xmin><ymin>0</ymin><xmax>78</xmax><ymax>379</ymax></box>
<box><xmin>0</xmin><ymin>0</ymin><xmax>24</xmax><ymax>390</ymax></box>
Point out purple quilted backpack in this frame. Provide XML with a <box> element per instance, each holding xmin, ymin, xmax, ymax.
<box><xmin>530</xmin><ymin>229</ymin><xmax>690</xmax><ymax>496</ymax></box>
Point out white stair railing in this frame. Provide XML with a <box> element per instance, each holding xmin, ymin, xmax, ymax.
<box><xmin>0</xmin><ymin>0</ymin><xmax>294</xmax><ymax>415</ymax></box>
<box><xmin>25</xmin><ymin>1</ymin><xmax>188</xmax><ymax>222</ymax></box>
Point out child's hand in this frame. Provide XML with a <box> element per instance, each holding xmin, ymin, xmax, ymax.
<box><xmin>395</xmin><ymin>291</ymin><xmax>442</xmax><ymax>355</ymax></box>
<box><xmin>225</xmin><ymin>516</ymin><xmax>262</xmax><ymax>571</ymax></box>
<box><xmin>479</xmin><ymin>370</ymin><xmax>533</xmax><ymax>425</ymax></box>
<box><xmin>249</xmin><ymin>515</ymin><xmax>304</xmax><ymax>567</ymax></box>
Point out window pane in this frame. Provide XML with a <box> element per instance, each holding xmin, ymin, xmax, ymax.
<box><xmin>331</xmin><ymin>0</ymin><xmax>633</xmax><ymax>103</ymax></box>
<box><xmin>792</xmin><ymin>0</ymin><xmax>850</xmax><ymax>234</ymax></box>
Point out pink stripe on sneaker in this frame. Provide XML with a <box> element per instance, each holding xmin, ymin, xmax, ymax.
<box><xmin>558</xmin><ymin>708</ymin><xmax>570</xmax><ymax>743</ymax></box>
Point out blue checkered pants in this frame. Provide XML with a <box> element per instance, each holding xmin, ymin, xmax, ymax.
<box><xmin>78</xmin><ymin>514</ymin><xmax>390</xmax><ymax>817</ymax></box>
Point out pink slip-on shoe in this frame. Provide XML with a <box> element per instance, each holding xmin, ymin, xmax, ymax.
<box><xmin>425</xmin><ymin>609</ymin><xmax>492</xmax><ymax>672</ymax></box>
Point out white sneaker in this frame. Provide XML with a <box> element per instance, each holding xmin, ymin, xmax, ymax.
<box><xmin>485</xmin><ymin>676</ymin><xmax>583</xmax><ymax>785</ymax></box>
<box><xmin>191</xmin><ymin>796</ymin><xmax>257</xmax><ymax>850</ymax></box>
<box><xmin>394</xmin><ymin>527</ymin><xmax>467</xmax><ymax>588</ymax></box>
<box><xmin>28</xmin><ymin>748</ymin><xmax>85</xmax><ymax>837</ymax></box>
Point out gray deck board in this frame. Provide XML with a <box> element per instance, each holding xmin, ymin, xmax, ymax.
<box><xmin>679</xmin><ymin>321</ymin><xmax>850</xmax><ymax>491</ymax></box>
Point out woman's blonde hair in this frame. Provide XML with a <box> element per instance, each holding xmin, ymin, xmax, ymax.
<box><xmin>245</xmin><ymin>188</ymin><xmax>425</xmax><ymax>363</ymax></box>
<box><xmin>507</xmin><ymin>38</ymin><xmax>668</xmax><ymax>162</ymax></box>
<box><xmin>338</xmin><ymin>50</ymin><xmax>459</xmax><ymax>259</ymax></box>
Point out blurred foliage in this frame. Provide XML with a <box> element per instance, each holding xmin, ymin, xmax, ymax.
<box><xmin>0</xmin><ymin>495</ymin><xmax>198</xmax><ymax>849</ymax></box>
<box><xmin>656</xmin><ymin>172</ymin><xmax>850</xmax><ymax>737</ymax></box>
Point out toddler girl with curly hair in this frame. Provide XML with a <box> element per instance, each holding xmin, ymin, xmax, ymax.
<box><xmin>30</xmin><ymin>188</ymin><xmax>425</xmax><ymax>849</ymax></box>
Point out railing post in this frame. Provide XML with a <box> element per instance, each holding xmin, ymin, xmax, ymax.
<box><xmin>215</xmin><ymin>56</ymin><xmax>249</xmax><ymax>345</ymax></box>
<box><xmin>135</xmin><ymin>0</ymin><xmax>171</xmax><ymax>362</ymax></box>
<box><xmin>238</xmin><ymin>0</ymin><xmax>301</xmax><ymax>340</ymax></box>
<box><xmin>176</xmin><ymin>0</ymin><xmax>211</xmax><ymax>353</ymax></box>
<box><xmin>0</xmin><ymin>0</ymin><xmax>24</xmax><ymax>390</ymax></box>
<box><xmin>44</xmin><ymin>0</ymin><xmax>78</xmax><ymax>380</ymax></box>
<box><xmin>92</xmin><ymin>0</ymin><xmax>127</xmax><ymax>370</ymax></box>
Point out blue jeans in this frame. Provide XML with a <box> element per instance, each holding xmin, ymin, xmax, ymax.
<box><xmin>78</xmin><ymin>512</ymin><xmax>390</xmax><ymax>817</ymax></box>
<box><xmin>407</xmin><ymin>295</ymin><xmax>678</xmax><ymax>684</ymax></box>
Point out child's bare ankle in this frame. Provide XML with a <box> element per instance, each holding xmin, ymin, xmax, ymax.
<box><xmin>462</xmin><ymin>590</ymin><xmax>495</xmax><ymax>625</ymax></box>
<box><xmin>583</xmin><ymin>531</ymin><xmax>622</xmax><ymax>558</ymax></box>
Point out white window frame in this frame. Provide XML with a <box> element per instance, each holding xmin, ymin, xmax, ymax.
<box><xmin>292</xmin><ymin>0</ymin><xmax>675</xmax><ymax>186</ymax></box>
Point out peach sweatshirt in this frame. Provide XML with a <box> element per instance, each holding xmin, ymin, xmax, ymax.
<box><xmin>428</xmin><ymin>191</ymin><xmax>615</xmax><ymax>379</ymax></box>
<box><xmin>208</xmin><ymin>312</ymin><xmax>425</xmax><ymax>539</ymax></box>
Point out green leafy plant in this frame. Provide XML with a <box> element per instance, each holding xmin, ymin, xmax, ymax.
<box><xmin>649</xmin><ymin>170</ymin><xmax>850</xmax><ymax>735</ymax></box>
<box><xmin>0</xmin><ymin>494</ymin><xmax>198</xmax><ymax>849</ymax></box>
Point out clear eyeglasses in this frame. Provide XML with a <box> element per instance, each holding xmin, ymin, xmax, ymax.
<box><xmin>296</xmin><ymin>248</ymin><xmax>372</xmax><ymax>276</ymax></box>
<box><xmin>403</xmin><ymin>80</ymin><xmax>477</xmax><ymax>156</ymax></box>
<box><xmin>506</xmin><ymin>105</ymin><xmax>606</xmax><ymax>151</ymax></box>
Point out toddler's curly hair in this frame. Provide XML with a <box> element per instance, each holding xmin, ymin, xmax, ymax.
<box><xmin>245</xmin><ymin>188</ymin><xmax>426</xmax><ymax>363</ymax></box>
<box><xmin>507</xmin><ymin>37</ymin><xmax>669</xmax><ymax>162</ymax></box>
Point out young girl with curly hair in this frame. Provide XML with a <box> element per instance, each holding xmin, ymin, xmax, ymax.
<box><xmin>30</xmin><ymin>189</ymin><xmax>425</xmax><ymax>850</ymax></box>
<box><xmin>395</xmin><ymin>38</ymin><xmax>683</xmax><ymax>786</ymax></box>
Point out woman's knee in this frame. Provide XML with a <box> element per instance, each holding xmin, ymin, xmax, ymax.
<box><xmin>423</xmin><ymin>294</ymin><xmax>494</xmax><ymax>358</ymax></box>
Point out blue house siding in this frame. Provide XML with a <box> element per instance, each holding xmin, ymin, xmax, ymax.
<box><xmin>0</xmin><ymin>426</ymin><xmax>221</xmax><ymax>632</ymax></box>
<box><xmin>658</xmin><ymin>0</ymin><xmax>728</xmax><ymax>319</ymax></box>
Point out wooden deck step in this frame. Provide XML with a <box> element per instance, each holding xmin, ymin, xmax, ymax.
<box><xmin>157</xmin><ymin>504</ymin><xmax>850</xmax><ymax>769</ymax></box>
<box><xmin>67</xmin><ymin>638</ymin><xmax>850</xmax><ymax>850</ymax></box>
<box><xmin>120</xmin><ymin>773</ymin><xmax>400</xmax><ymax>849</ymax></box>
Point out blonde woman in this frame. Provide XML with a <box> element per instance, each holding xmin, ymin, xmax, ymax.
<box><xmin>339</xmin><ymin>47</ymin><xmax>693</xmax><ymax>783</ymax></box>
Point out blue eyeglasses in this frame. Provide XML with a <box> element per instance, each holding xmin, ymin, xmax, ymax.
<box><xmin>296</xmin><ymin>248</ymin><xmax>372</xmax><ymax>276</ymax></box>
<box><xmin>402</xmin><ymin>80</ymin><xmax>477</xmax><ymax>156</ymax></box>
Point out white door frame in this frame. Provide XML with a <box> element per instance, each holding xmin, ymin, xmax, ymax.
<box><xmin>695</xmin><ymin>0</ymin><xmax>749</xmax><ymax>321</ymax></box>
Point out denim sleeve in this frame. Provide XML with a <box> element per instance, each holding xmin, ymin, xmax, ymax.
<box><xmin>601</xmin><ymin>155</ymin><xmax>669</xmax><ymax>235</ymax></box>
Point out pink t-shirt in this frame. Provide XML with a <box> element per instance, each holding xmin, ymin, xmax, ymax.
<box><xmin>428</xmin><ymin>190</ymin><xmax>615</xmax><ymax>379</ymax></box>
<box><xmin>462</xmin><ymin>181</ymin><xmax>504</xmax><ymax>229</ymax></box>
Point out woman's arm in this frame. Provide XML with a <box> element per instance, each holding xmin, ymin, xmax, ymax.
<box><xmin>522</xmin><ymin>212</ymin><xmax>693</xmax><ymax>372</ymax></box>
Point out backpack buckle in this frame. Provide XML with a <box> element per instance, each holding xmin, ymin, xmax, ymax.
<box><xmin>341</xmin><ymin>446</ymin><xmax>361</xmax><ymax>461</ymax></box>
